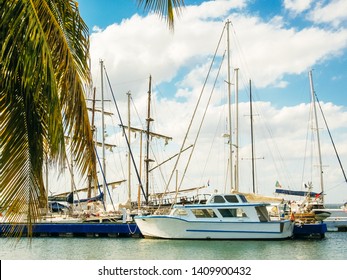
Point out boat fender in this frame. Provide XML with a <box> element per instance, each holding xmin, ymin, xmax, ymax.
<box><xmin>122</xmin><ymin>208</ymin><xmax>127</xmax><ymax>223</ymax></box>
<box><xmin>290</xmin><ymin>212</ymin><xmax>295</xmax><ymax>221</ymax></box>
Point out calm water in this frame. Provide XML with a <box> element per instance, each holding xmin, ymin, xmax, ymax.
<box><xmin>0</xmin><ymin>231</ymin><xmax>346</xmax><ymax>260</ymax></box>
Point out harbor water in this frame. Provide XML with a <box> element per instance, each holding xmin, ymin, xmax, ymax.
<box><xmin>1</xmin><ymin>231</ymin><xmax>346</xmax><ymax>260</ymax></box>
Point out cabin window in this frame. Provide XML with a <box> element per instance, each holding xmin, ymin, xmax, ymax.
<box><xmin>210</xmin><ymin>195</ymin><xmax>226</xmax><ymax>203</ymax></box>
<box><xmin>238</xmin><ymin>195</ymin><xmax>248</xmax><ymax>202</ymax></box>
<box><xmin>191</xmin><ymin>209</ymin><xmax>217</xmax><ymax>218</ymax></box>
<box><xmin>218</xmin><ymin>208</ymin><xmax>237</xmax><ymax>217</ymax></box>
<box><xmin>218</xmin><ymin>208</ymin><xmax>248</xmax><ymax>218</ymax></box>
<box><xmin>237</xmin><ymin>208</ymin><xmax>248</xmax><ymax>218</ymax></box>
<box><xmin>255</xmin><ymin>206</ymin><xmax>270</xmax><ymax>222</ymax></box>
<box><xmin>224</xmin><ymin>195</ymin><xmax>239</xmax><ymax>203</ymax></box>
<box><xmin>172</xmin><ymin>209</ymin><xmax>188</xmax><ymax>216</ymax></box>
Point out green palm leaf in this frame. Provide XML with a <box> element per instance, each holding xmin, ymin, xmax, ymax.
<box><xmin>137</xmin><ymin>0</ymin><xmax>185</xmax><ymax>30</ymax></box>
<box><xmin>0</xmin><ymin>0</ymin><xmax>95</xmax><ymax>235</ymax></box>
<box><xmin>0</xmin><ymin>0</ymin><xmax>184</xmax><ymax>237</ymax></box>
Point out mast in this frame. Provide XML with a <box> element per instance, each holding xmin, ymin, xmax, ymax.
<box><xmin>226</xmin><ymin>19</ymin><xmax>233</xmax><ymax>192</ymax></box>
<box><xmin>309</xmin><ymin>70</ymin><xmax>324</xmax><ymax>202</ymax></box>
<box><xmin>127</xmin><ymin>91</ymin><xmax>132</xmax><ymax>203</ymax></box>
<box><xmin>234</xmin><ymin>68</ymin><xmax>239</xmax><ymax>191</ymax></box>
<box><xmin>100</xmin><ymin>59</ymin><xmax>107</xmax><ymax>204</ymax></box>
<box><xmin>145</xmin><ymin>75</ymin><xmax>154</xmax><ymax>204</ymax></box>
<box><xmin>70</xmin><ymin>149</ymin><xmax>74</xmax><ymax>211</ymax></box>
<box><xmin>103</xmin><ymin>65</ymin><xmax>146</xmax><ymax>201</ymax></box>
<box><xmin>138</xmin><ymin>131</ymin><xmax>143</xmax><ymax>210</ymax></box>
<box><xmin>119</xmin><ymin>119</ymin><xmax>172</xmax><ymax>206</ymax></box>
<box><xmin>45</xmin><ymin>154</ymin><xmax>49</xmax><ymax>212</ymax></box>
<box><xmin>249</xmin><ymin>79</ymin><xmax>256</xmax><ymax>193</ymax></box>
<box><xmin>88</xmin><ymin>87</ymin><xmax>97</xmax><ymax>200</ymax></box>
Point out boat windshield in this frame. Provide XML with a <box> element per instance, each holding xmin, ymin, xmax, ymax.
<box><xmin>224</xmin><ymin>195</ymin><xmax>239</xmax><ymax>203</ymax></box>
<box><xmin>191</xmin><ymin>209</ymin><xmax>217</xmax><ymax>218</ymax></box>
<box><xmin>210</xmin><ymin>195</ymin><xmax>226</xmax><ymax>203</ymax></box>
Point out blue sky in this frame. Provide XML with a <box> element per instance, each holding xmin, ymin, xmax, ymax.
<box><xmin>78</xmin><ymin>0</ymin><xmax>140</xmax><ymax>29</ymax></box>
<box><xmin>70</xmin><ymin>0</ymin><xmax>347</xmax><ymax>203</ymax></box>
<box><xmin>77</xmin><ymin>0</ymin><xmax>347</xmax><ymax>107</ymax></box>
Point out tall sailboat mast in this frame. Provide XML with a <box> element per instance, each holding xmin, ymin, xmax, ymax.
<box><xmin>234</xmin><ymin>68</ymin><xmax>239</xmax><ymax>191</ymax></box>
<box><xmin>145</xmin><ymin>75</ymin><xmax>154</xmax><ymax>204</ymax></box>
<box><xmin>100</xmin><ymin>59</ymin><xmax>107</xmax><ymax>203</ymax></box>
<box><xmin>120</xmin><ymin>78</ymin><xmax>172</xmax><ymax>206</ymax></box>
<box><xmin>309</xmin><ymin>70</ymin><xmax>324</xmax><ymax>202</ymax></box>
<box><xmin>249</xmin><ymin>79</ymin><xmax>256</xmax><ymax>194</ymax></box>
<box><xmin>127</xmin><ymin>91</ymin><xmax>132</xmax><ymax>203</ymax></box>
<box><xmin>88</xmin><ymin>87</ymin><xmax>97</xmax><ymax>200</ymax></box>
<box><xmin>226</xmin><ymin>20</ymin><xmax>234</xmax><ymax>192</ymax></box>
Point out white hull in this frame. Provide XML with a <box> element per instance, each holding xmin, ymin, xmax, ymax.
<box><xmin>135</xmin><ymin>216</ymin><xmax>294</xmax><ymax>239</ymax></box>
<box><xmin>324</xmin><ymin>218</ymin><xmax>347</xmax><ymax>231</ymax></box>
<box><xmin>323</xmin><ymin>208</ymin><xmax>347</xmax><ymax>231</ymax></box>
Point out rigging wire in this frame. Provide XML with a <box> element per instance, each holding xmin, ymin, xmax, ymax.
<box><xmin>199</xmin><ymin>94</ymin><xmax>225</xmax><ymax>190</ymax></box>
<box><xmin>299</xmin><ymin>100</ymin><xmax>313</xmax><ymax>189</ymax></box>
<box><xmin>94</xmin><ymin>147</ymin><xmax>116</xmax><ymax>212</ymax></box>
<box><xmin>163</xmin><ymin>23</ymin><xmax>228</xmax><ymax>203</ymax></box>
<box><xmin>102</xmin><ymin>64</ymin><xmax>147</xmax><ymax>201</ymax></box>
<box><xmin>177</xmin><ymin>50</ymin><xmax>227</xmax><ymax>194</ymax></box>
<box><xmin>108</xmin><ymin>113</ymin><xmax>127</xmax><ymax>183</ymax></box>
<box><xmin>129</xmin><ymin>94</ymin><xmax>171</xmax><ymax>199</ymax></box>
<box><xmin>315</xmin><ymin>95</ymin><xmax>347</xmax><ymax>183</ymax></box>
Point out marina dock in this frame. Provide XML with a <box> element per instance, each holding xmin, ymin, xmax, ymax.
<box><xmin>0</xmin><ymin>221</ymin><xmax>329</xmax><ymax>239</ymax></box>
<box><xmin>0</xmin><ymin>222</ymin><xmax>141</xmax><ymax>237</ymax></box>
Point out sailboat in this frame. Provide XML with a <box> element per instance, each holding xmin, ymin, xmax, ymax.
<box><xmin>0</xmin><ymin>60</ymin><xmax>144</xmax><ymax>237</ymax></box>
<box><xmin>134</xmin><ymin>21</ymin><xmax>294</xmax><ymax>240</ymax></box>
<box><xmin>120</xmin><ymin>75</ymin><xmax>210</xmax><ymax>216</ymax></box>
<box><xmin>44</xmin><ymin>60</ymin><xmax>130</xmax><ymax>222</ymax></box>
<box><xmin>323</xmin><ymin>202</ymin><xmax>347</xmax><ymax>231</ymax></box>
<box><xmin>274</xmin><ymin>71</ymin><xmax>332</xmax><ymax>231</ymax></box>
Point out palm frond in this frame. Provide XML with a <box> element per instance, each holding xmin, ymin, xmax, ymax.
<box><xmin>137</xmin><ymin>0</ymin><xmax>185</xmax><ymax>30</ymax></box>
<box><xmin>0</xmin><ymin>0</ymin><xmax>96</xmax><ymax>234</ymax></box>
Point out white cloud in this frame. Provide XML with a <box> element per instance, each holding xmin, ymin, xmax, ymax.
<box><xmin>283</xmin><ymin>0</ymin><xmax>313</xmax><ymax>14</ymax></box>
<box><xmin>86</xmin><ymin>0</ymin><xmax>347</xmax><ymax>203</ymax></box>
<box><xmin>92</xmin><ymin>26</ymin><xmax>103</xmax><ymax>33</ymax></box>
<box><xmin>96</xmin><ymin>91</ymin><xmax>347</xmax><ymax>203</ymax></box>
<box><xmin>309</xmin><ymin>0</ymin><xmax>347</xmax><ymax>27</ymax></box>
<box><xmin>228</xmin><ymin>14</ymin><xmax>347</xmax><ymax>88</ymax></box>
<box><xmin>89</xmin><ymin>0</ymin><xmax>347</xmax><ymax>97</ymax></box>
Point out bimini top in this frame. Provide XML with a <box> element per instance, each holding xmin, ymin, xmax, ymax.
<box><xmin>172</xmin><ymin>193</ymin><xmax>270</xmax><ymax>210</ymax></box>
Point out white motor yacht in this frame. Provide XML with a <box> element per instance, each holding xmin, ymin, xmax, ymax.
<box><xmin>135</xmin><ymin>193</ymin><xmax>294</xmax><ymax>239</ymax></box>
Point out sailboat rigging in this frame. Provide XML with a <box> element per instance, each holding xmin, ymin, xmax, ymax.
<box><xmin>102</xmin><ymin>64</ymin><xmax>146</xmax><ymax>202</ymax></box>
<box><xmin>226</xmin><ymin>19</ymin><xmax>233</xmax><ymax>192</ymax></box>
<box><xmin>273</xmin><ymin>70</ymin><xmax>341</xmax><ymax>227</ymax></box>
<box><xmin>314</xmin><ymin>94</ymin><xmax>347</xmax><ymax>183</ymax></box>
<box><xmin>275</xmin><ymin>70</ymin><xmax>337</xmax><ymax>202</ymax></box>
<box><xmin>309</xmin><ymin>70</ymin><xmax>325</xmax><ymax>203</ymax></box>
